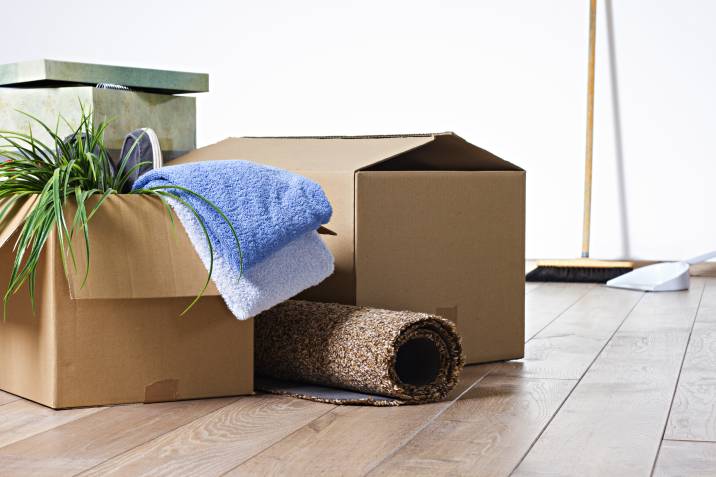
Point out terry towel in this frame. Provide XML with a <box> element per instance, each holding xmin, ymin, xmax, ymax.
<box><xmin>133</xmin><ymin>160</ymin><xmax>334</xmax><ymax>319</ymax></box>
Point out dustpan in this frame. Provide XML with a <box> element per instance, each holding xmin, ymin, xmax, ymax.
<box><xmin>607</xmin><ymin>251</ymin><xmax>716</xmax><ymax>292</ymax></box>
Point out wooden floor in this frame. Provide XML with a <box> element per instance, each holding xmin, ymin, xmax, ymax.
<box><xmin>2</xmin><ymin>279</ymin><xmax>716</xmax><ymax>476</ymax></box>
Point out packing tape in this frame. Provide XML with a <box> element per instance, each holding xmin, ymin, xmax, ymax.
<box><xmin>144</xmin><ymin>378</ymin><xmax>178</xmax><ymax>403</ymax></box>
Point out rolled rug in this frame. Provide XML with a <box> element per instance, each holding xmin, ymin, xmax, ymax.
<box><xmin>254</xmin><ymin>300</ymin><xmax>464</xmax><ymax>406</ymax></box>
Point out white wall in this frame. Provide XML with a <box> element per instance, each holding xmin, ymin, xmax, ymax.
<box><xmin>2</xmin><ymin>0</ymin><xmax>714</xmax><ymax>261</ymax></box>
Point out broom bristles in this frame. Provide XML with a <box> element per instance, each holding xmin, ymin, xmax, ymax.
<box><xmin>534</xmin><ymin>259</ymin><xmax>635</xmax><ymax>268</ymax></box>
<box><xmin>526</xmin><ymin>259</ymin><xmax>635</xmax><ymax>283</ymax></box>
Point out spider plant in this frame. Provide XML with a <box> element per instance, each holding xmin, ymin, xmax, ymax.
<box><xmin>0</xmin><ymin>105</ymin><xmax>241</xmax><ymax>317</ymax></box>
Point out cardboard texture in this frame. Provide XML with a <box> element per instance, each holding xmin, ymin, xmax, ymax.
<box><xmin>175</xmin><ymin>133</ymin><xmax>525</xmax><ymax>364</ymax></box>
<box><xmin>0</xmin><ymin>195</ymin><xmax>252</xmax><ymax>409</ymax></box>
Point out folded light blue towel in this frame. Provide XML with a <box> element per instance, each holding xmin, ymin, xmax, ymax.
<box><xmin>133</xmin><ymin>160</ymin><xmax>334</xmax><ymax>319</ymax></box>
<box><xmin>134</xmin><ymin>160</ymin><xmax>332</xmax><ymax>269</ymax></box>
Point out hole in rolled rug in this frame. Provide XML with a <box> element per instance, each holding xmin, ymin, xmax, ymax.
<box><xmin>395</xmin><ymin>337</ymin><xmax>441</xmax><ymax>386</ymax></box>
<box><xmin>253</xmin><ymin>300</ymin><xmax>464</xmax><ymax>405</ymax></box>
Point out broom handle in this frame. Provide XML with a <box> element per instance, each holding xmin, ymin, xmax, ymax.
<box><xmin>582</xmin><ymin>0</ymin><xmax>597</xmax><ymax>258</ymax></box>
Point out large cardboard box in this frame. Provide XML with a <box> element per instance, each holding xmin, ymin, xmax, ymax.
<box><xmin>175</xmin><ymin>133</ymin><xmax>525</xmax><ymax>364</ymax></box>
<box><xmin>0</xmin><ymin>195</ymin><xmax>253</xmax><ymax>409</ymax></box>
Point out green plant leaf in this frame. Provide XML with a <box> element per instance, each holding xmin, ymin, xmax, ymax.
<box><xmin>0</xmin><ymin>103</ymin><xmax>240</xmax><ymax>318</ymax></box>
<box><xmin>143</xmin><ymin>184</ymin><xmax>244</xmax><ymax>281</ymax></box>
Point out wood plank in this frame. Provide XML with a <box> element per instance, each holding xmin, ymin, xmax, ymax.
<box><xmin>689</xmin><ymin>262</ymin><xmax>716</xmax><ymax>278</ymax></box>
<box><xmin>227</xmin><ymin>365</ymin><xmax>492</xmax><ymax>477</ymax></box>
<box><xmin>495</xmin><ymin>286</ymin><xmax>644</xmax><ymax>380</ymax></box>
<box><xmin>654</xmin><ymin>440</ymin><xmax>716</xmax><ymax>477</ymax></box>
<box><xmin>512</xmin><ymin>280</ymin><xmax>706</xmax><ymax>477</ymax></box>
<box><xmin>2</xmin><ymin>281</ymin><xmax>709</xmax><ymax>477</ymax></box>
<box><xmin>694</xmin><ymin>278</ymin><xmax>716</xmax><ymax>321</ymax></box>
<box><xmin>367</xmin><ymin>285</ymin><xmax>640</xmax><ymax>475</ymax></box>
<box><xmin>0</xmin><ymin>390</ymin><xmax>19</xmax><ymax>407</ymax></box>
<box><xmin>525</xmin><ymin>282</ymin><xmax>542</xmax><ymax>294</ymax></box>
<box><xmin>665</xmin><ymin>279</ymin><xmax>716</xmax><ymax>441</ymax></box>
<box><xmin>524</xmin><ymin>283</ymin><xmax>594</xmax><ymax>340</ymax></box>
<box><xmin>78</xmin><ymin>395</ymin><xmax>332</xmax><ymax>476</ymax></box>
<box><xmin>240</xmin><ymin>284</ymin><xmax>638</xmax><ymax>477</ymax></box>
<box><xmin>0</xmin><ymin>399</ymin><xmax>101</xmax><ymax>449</ymax></box>
<box><xmin>0</xmin><ymin>397</ymin><xmax>236</xmax><ymax>476</ymax></box>
<box><xmin>368</xmin><ymin>375</ymin><xmax>575</xmax><ymax>476</ymax></box>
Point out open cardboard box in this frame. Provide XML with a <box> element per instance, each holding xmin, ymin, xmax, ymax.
<box><xmin>175</xmin><ymin>132</ymin><xmax>525</xmax><ymax>364</ymax></box>
<box><xmin>0</xmin><ymin>195</ymin><xmax>253</xmax><ymax>409</ymax></box>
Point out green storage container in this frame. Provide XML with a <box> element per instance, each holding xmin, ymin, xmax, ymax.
<box><xmin>0</xmin><ymin>59</ymin><xmax>207</xmax><ymax>160</ymax></box>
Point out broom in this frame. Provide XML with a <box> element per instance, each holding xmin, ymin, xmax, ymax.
<box><xmin>526</xmin><ymin>0</ymin><xmax>634</xmax><ymax>283</ymax></box>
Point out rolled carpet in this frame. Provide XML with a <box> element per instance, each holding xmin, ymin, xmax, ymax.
<box><xmin>254</xmin><ymin>300</ymin><xmax>464</xmax><ymax>406</ymax></box>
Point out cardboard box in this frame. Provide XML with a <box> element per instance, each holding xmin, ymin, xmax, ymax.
<box><xmin>175</xmin><ymin>133</ymin><xmax>525</xmax><ymax>364</ymax></box>
<box><xmin>0</xmin><ymin>195</ymin><xmax>253</xmax><ymax>409</ymax></box>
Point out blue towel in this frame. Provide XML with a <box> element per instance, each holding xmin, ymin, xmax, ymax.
<box><xmin>132</xmin><ymin>160</ymin><xmax>335</xmax><ymax>319</ymax></box>
<box><xmin>133</xmin><ymin>160</ymin><xmax>332</xmax><ymax>271</ymax></box>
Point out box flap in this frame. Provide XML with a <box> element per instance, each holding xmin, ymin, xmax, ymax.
<box><xmin>172</xmin><ymin>134</ymin><xmax>437</xmax><ymax>172</ymax></box>
<box><xmin>0</xmin><ymin>194</ymin><xmax>329</xmax><ymax>302</ymax></box>
<box><xmin>364</xmin><ymin>133</ymin><xmax>523</xmax><ymax>172</ymax></box>
<box><xmin>62</xmin><ymin>194</ymin><xmax>219</xmax><ymax>300</ymax></box>
<box><xmin>0</xmin><ymin>195</ymin><xmax>39</xmax><ymax>251</ymax></box>
<box><xmin>172</xmin><ymin>132</ymin><xmax>520</xmax><ymax>172</ymax></box>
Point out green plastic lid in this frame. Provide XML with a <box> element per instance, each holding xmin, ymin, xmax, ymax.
<box><xmin>0</xmin><ymin>59</ymin><xmax>208</xmax><ymax>94</ymax></box>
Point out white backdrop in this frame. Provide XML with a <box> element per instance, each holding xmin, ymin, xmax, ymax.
<box><xmin>2</xmin><ymin>0</ymin><xmax>714</xmax><ymax>260</ymax></box>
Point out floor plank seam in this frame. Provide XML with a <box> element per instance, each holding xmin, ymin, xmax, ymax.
<box><xmin>525</xmin><ymin>283</ymin><xmax>544</xmax><ymax>295</ymax></box>
<box><xmin>502</xmin><ymin>376</ymin><xmax>582</xmax><ymax>382</ymax></box>
<box><xmin>525</xmin><ymin>285</ymin><xmax>595</xmax><ymax>342</ymax></box>
<box><xmin>663</xmin><ymin>437</ymin><xmax>716</xmax><ymax>444</ymax></box>
<box><xmin>354</xmin><ymin>364</ymin><xmax>498</xmax><ymax>477</ymax></box>
<box><xmin>0</xmin><ymin>405</ymin><xmax>105</xmax><ymax>453</ymax></box>
<box><xmin>649</xmin><ymin>282</ymin><xmax>707</xmax><ymax>477</ymax></box>
<box><xmin>695</xmin><ymin>279</ymin><xmax>713</xmax><ymax>324</ymax></box>
<box><xmin>216</xmin><ymin>402</ymin><xmax>340</xmax><ymax>477</ymax></box>
<box><xmin>70</xmin><ymin>397</ymin><xmax>243</xmax><ymax>477</ymax></box>
<box><xmin>507</xmin><ymin>288</ymin><xmax>647</xmax><ymax>476</ymax></box>
<box><xmin>0</xmin><ymin>398</ymin><xmax>19</xmax><ymax>408</ymax></box>
<box><xmin>11</xmin><ymin>281</ymin><xmax>714</xmax><ymax>476</ymax></box>
<box><xmin>0</xmin><ymin>390</ymin><xmax>22</xmax><ymax>407</ymax></box>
